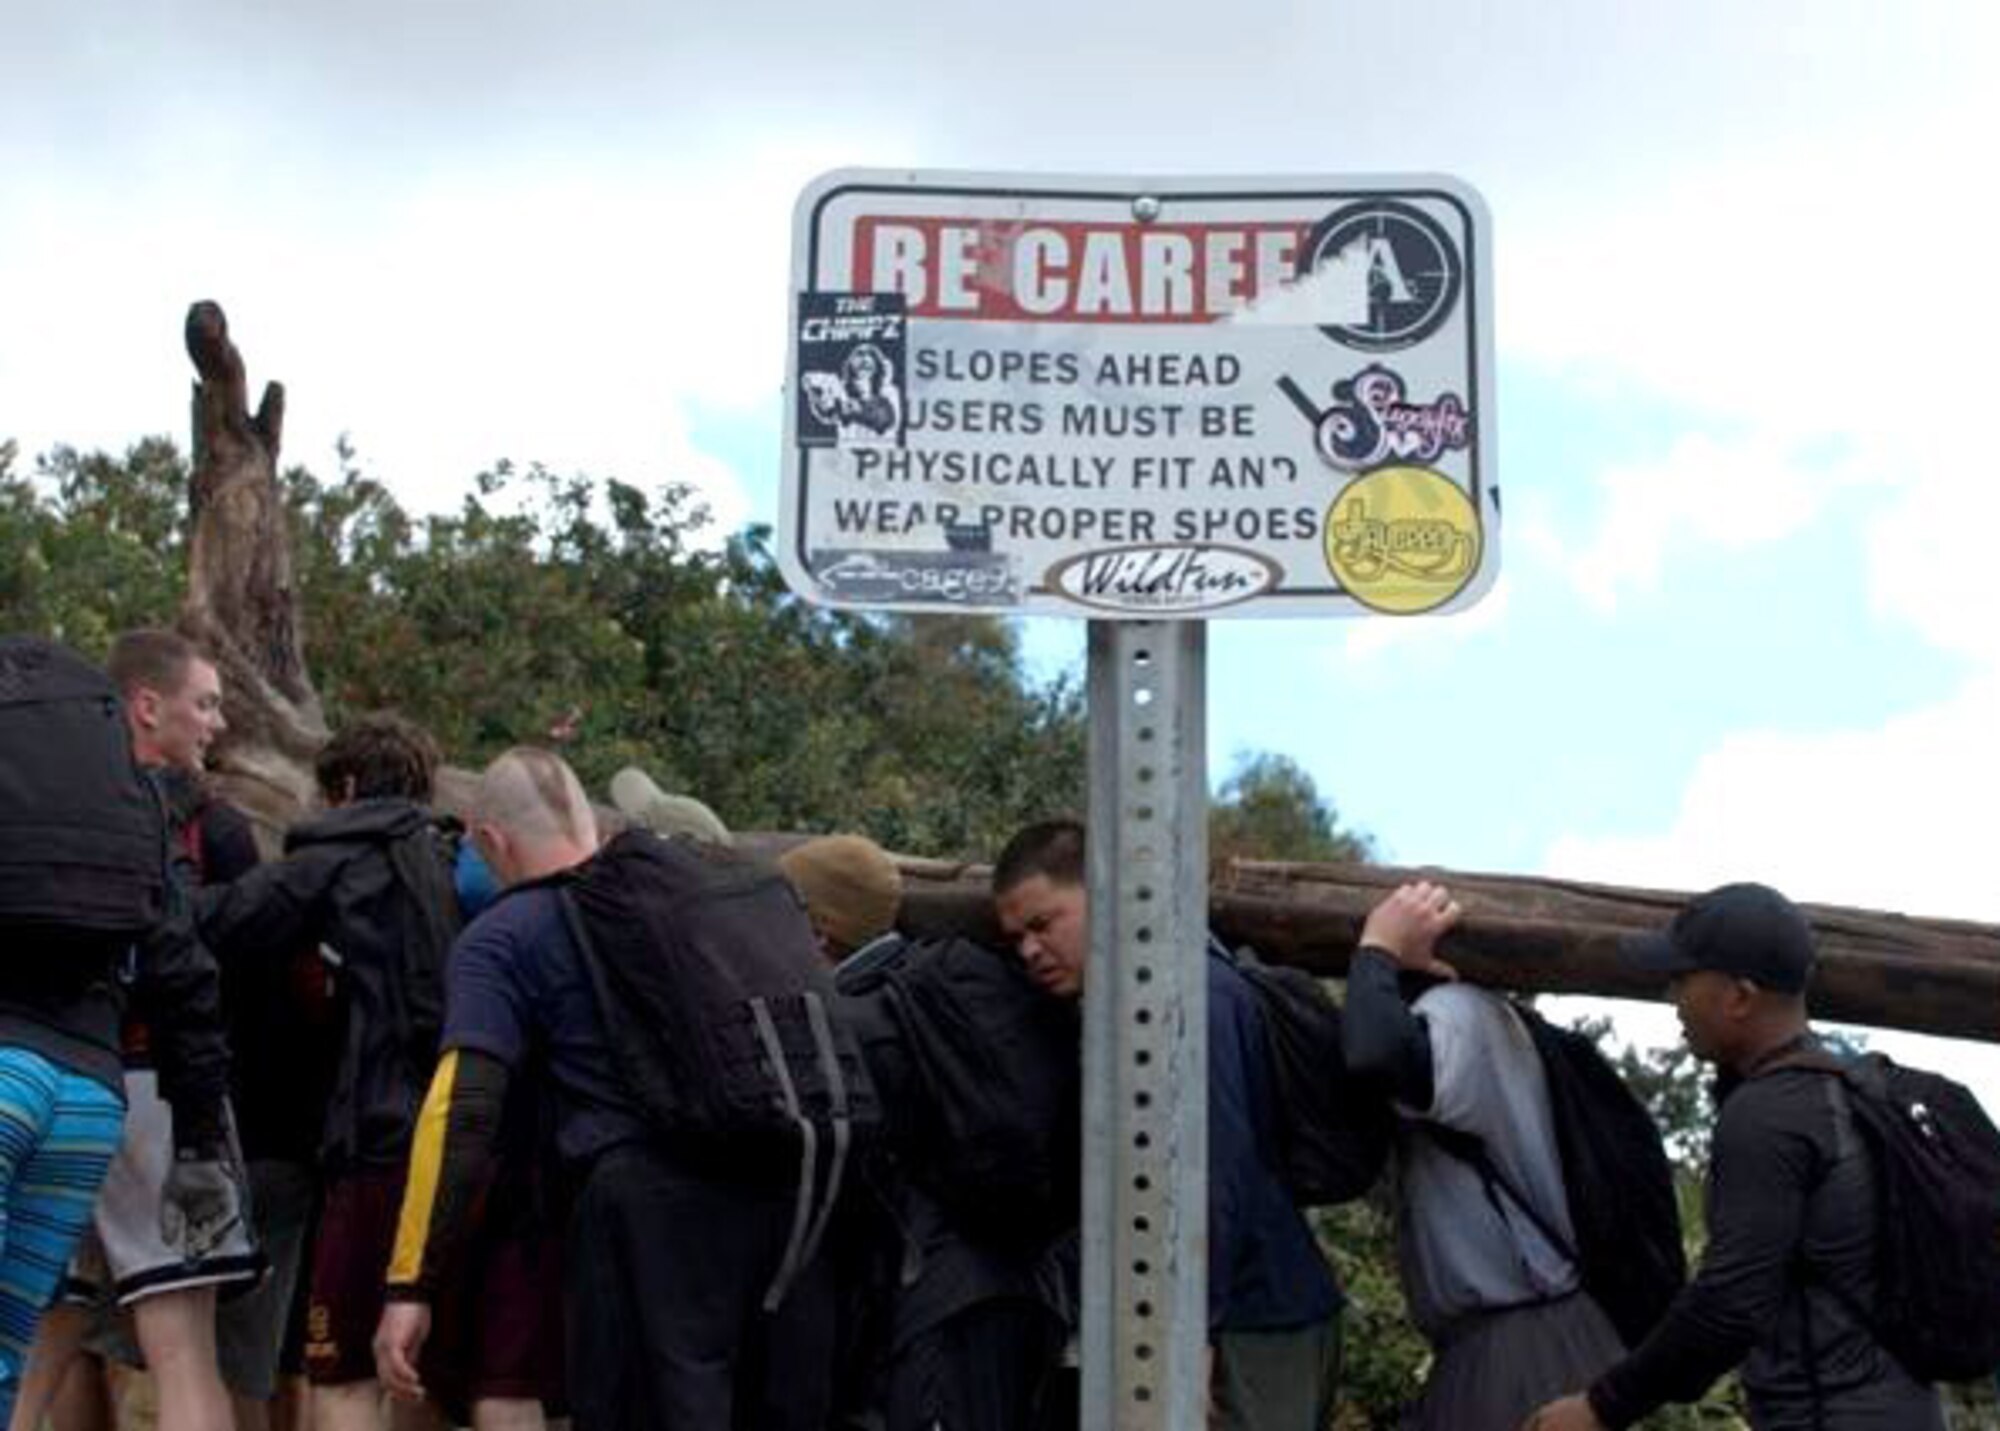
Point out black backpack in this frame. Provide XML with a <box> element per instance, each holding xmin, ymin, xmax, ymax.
<box><xmin>834</xmin><ymin>934</ymin><xmax>1081</xmax><ymax>1250</ymax></box>
<box><xmin>275</xmin><ymin>803</ymin><xmax>466</xmax><ymax>1169</ymax></box>
<box><xmin>1427</xmin><ymin>1002</ymin><xmax>1687</xmax><ymax>1349</ymax></box>
<box><xmin>1776</xmin><ymin>1050</ymin><xmax>2000</xmax><ymax>1383</ymax></box>
<box><xmin>561</xmin><ymin>830</ymin><xmax>879</xmax><ymax>1307</ymax></box>
<box><xmin>0</xmin><ymin>636</ymin><xmax>166</xmax><ymax>941</ymax></box>
<box><xmin>1224</xmin><ymin>948</ymin><xmax>1394</xmax><ymax>1206</ymax></box>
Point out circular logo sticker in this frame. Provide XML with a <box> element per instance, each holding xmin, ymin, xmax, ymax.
<box><xmin>1298</xmin><ymin>200</ymin><xmax>1463</xmax><ymax>352</ymax></box>
<box><xmin>1323</xmin><ymin>466</ymin><xmax>1481</xmax><ymax>614</ymax></box>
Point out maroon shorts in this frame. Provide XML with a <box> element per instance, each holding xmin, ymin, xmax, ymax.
<box><xmin>303</xmin><ymin>1166</ymin><xmax>404</xmax><ymax>1386</ymax></box>
<box><xmin>426</xmin><ymin>1193</ymin><xmax>568</xmax><ymax>1421</ymax></box>
<box><xmin>303</xmin><ymin>1164</ymin><xmax>566</xmax><ymax>1414</ymax></box>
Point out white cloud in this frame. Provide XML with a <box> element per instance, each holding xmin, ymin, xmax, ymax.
<box><xmin>1339</xmin><ymin>565</ymin><xmax>1513</xmax><ymax>661</ymax></box>
<box><xmin>1864</xmin><ymin>460</ymin><xmax>2000</xmax><ymax>666</ymax></box>
<box><xmin>1513</xmin><ymin>81</ymin><xmax>2000</xmax><ymax>1091</ymax></box>
<box><xmin>0</xmin><ymin>149</ymin><xmax>854</xmax><ymax>519</ymax></box>
<box><xmin>1558</xmin><ymin>432</ymin><xmax>1866</xmax><ymax>614</ymax></box>
<box><xmin>8</xmin><ymin>0</ymin><xmax>1996</xmax><ymax>565</ymax></box>
<box><xmin>1543</xmin><ymin>672</ymin><xmax>2000</xmax><ymax>917</ymax></box>
<box><xmin>1541</xmin><ymin>672</ymin><xmax>2000</xmax><ymax>1113</ymax></box>
<box><xmin>1500</xmin><ymin>99</ymin><xmax>2000</xmax><ymax>447</ymax></box>
<box><xmin>1490</xmin><ymin>80</ymin><xmax>2000</xmax><ymax>635</ymax></box>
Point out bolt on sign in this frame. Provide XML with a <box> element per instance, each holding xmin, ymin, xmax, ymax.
<box><xmin>781</xmin><ymin>170</ymin><xmax>1497</xmax><ymax>619</ymax></box>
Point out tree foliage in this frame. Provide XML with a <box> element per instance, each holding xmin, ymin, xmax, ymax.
<box><xmin>1212</xmin><ymin>751</ymin><xmax>1372</xmax><ymax>866</ymax></box>
<box><xmin>2</xmin><ymin>438</ymin><xmax>1091</xmax><ymax>860</ymax></box>
<box><xmin>0</xmin><ymin>439</ymin><xmax>192</xmax><ymax>651</ymax></box>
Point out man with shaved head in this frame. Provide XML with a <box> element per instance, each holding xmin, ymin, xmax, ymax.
<box><xmin>374</xmin><ymin>748</ymin><xmax>834</xmax><ymax>1431</ymax></box>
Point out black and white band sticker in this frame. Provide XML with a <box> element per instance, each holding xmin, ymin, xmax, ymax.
<box><xmin>796</xmin><ymin>292</ymin><xmax>907</xmax><ymax>449</ymax></box>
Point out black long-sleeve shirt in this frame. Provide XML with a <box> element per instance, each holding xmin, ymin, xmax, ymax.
<box><xmin>129</xmin><ymin>866</ymin><xmax>232</xmax><ymax>1147</ymax></box>
<box><xmin>1589</xmin><ymin>1045</ymin><xmax>1943</xmax><ymax>1430</ymax></box>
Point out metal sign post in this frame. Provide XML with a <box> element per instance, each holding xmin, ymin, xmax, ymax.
<box><xmin>1082</xmin><ymin>618</ymin><xmax>1208</xmax><ymax>1430</ymax></box>
<box><xmin>780</xmin><ymin>168</ymin><xmax>1495</xmax><ymax>1431</ymax></box>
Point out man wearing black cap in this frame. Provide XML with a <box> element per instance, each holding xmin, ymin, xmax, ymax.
<box><xmin>1525</xmin><ymin>883</ymin><xmax>1944</xmax><ymax>1431</ymax></box>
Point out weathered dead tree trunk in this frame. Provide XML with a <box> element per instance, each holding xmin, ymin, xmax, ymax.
<box><xmin>180</xmin><ymin>300</ymin><xmax>326</xmax><ymax>840</ymax></box>
<box><xmin>859</xmin><ymin>852</ymin><xmax>2000</xmax><ymax>1045</ymax></box>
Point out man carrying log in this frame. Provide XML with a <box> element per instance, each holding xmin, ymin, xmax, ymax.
<box><xmin>375</xmin><ymin>748</ymin><xmax>843</xmax><ymax>1431</ymax></box>
<box><xmin>785</xmin><ymin>832</ymin><xmax>1079</xmax><ymax>1431</ymax></box>
<box><xmin>1342</xmin><ymin>882</ymin><xmax>1628</xmax><ymax>1429</ymax></box>
<box><xmin>991</xmin><ymin>819</ymin><xmax>1342</xmax><ymax>1431</ymax></box>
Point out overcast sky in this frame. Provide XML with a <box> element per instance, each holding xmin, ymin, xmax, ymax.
<box><xmin>7</xmin><ymin>0</ymin><xmax>1998</xmax><ymax>1085</ymax></box>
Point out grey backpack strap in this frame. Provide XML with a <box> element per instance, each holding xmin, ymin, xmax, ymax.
<box><xmin>1422</xmin><ymin>1122</ymin><xmax>1576</xmax><ymax>1298</ymax></box>
<box><xmin>789</xmin><ymin>991</ymin><xmax>850</xmax><ymax>1275</ymax></box>
<box><xmin>751</xmin><ymin>996</ymin><xmax>819</xmax><ymax>1312</ymax></box>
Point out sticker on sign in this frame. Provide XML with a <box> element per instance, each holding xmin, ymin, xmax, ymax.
<box><xmin>782</xmin><ymin>170</ymin><xmax>1496</xmax><ymax>619</ymax></box>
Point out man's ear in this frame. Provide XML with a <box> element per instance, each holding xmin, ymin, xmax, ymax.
<box><xmin>129</xmin><ymin>686</ymin><xmax>162</xmax><ymax>730</ymax></box>
<box><xmin>472</xmin><ymin>824</ymin><xmax>510</xmax><ymax>879</ymax></box>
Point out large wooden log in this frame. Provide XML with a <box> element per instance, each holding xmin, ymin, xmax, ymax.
<box><xmin>859</xmin><ymin>852</ymin><xmax>2000</xmax><ymax>1045</ymax></box>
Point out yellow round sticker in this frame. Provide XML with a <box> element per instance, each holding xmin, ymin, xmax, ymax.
<box><xmin>1323</xmin><ymin>466</ymin><xmax>1482</xmax><ymax>614</ymax></box>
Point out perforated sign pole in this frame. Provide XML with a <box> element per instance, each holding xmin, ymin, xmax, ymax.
<box><xmin>782</xmin><ymin>166</ymin><xmax>1497</xmax><ymax>1428</ymax></box>
<box><xmin>1081</xmin><ymin>618</ymin><xmax>1207</xmax><ymax>1431</ymax></box>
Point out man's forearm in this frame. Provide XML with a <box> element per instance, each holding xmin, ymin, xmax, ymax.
<box><xmin>386</xmin><ymin>1048</ymin><xmax>509</xmax><ymax>1300</ymax></box>
<box><xmin>1587</xmin><ymin>1294</ymin><xmax>1758</xmax><ymax>1426</ymax></box>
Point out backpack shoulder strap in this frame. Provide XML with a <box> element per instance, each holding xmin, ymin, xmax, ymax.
<box><xmin>386</xmin><ymin>822</ymin><xmax>463</xmax><ymax>949</ymax></box>
<box><xmin>379</xmin><ymin>820</ymin><xmax>465</xmax><ymax>1069</ymax></box>
<box><xmin>1752</xmin><ymin>1042</ymin><xmax>1847</xmax><ymax>1080</ymax></box>
<box><xmin>1744</xmin><ymin>1042</ymin><xmax>1882</xmax><ymax>1333</ymax></box>
<box><xmin>833</xmin><ymin>933</ymin><xmax>912</xmax><ymax>993</ymax></box>
<box><xmin>1744</xmin><ymin>1042</ymin><xmax>1867</xmax><ymax>1179</ymax></box>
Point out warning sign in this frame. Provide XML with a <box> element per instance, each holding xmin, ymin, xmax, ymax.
<box><xmin>781</xmin><ymin>171</ymin><xmax>1496</xmax><ymax>618</ymax></box>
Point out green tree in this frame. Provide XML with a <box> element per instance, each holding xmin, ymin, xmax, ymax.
<box><xmin>1211</xmin><ymin>751</ymin><xmax>1373</xmax><ymax>866</ymax></box>
<box><xmin>274</xmin><ymin>446</ymin><xmax>1086</xmax><ymax>857</ymax></box>
<box><xmin>298</xmin><ymin>456</ymin><xmax>646</xmax><ymax>766</ymax></box>
<box><xmin>4</xmin><ymin>434</ymin><xmax>1087</xmax><ymax>858</ymax></box>
<box><xmin>0</xmin><ymin>438</ymin><xmax>190</xmax><ymax>654</ymax></box>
